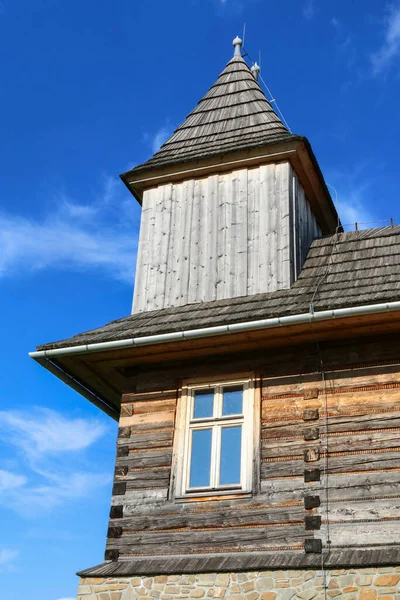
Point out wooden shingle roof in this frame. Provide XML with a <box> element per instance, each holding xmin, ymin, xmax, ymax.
<box><xmin>37</xmin><ymin>227</ymin><xmax>400</xmax><ymax>351</ymax></box>
<box><xmin>126</xmin><ymin>54</ymin><xmax>298</xmax><ymax>174</ymax></box>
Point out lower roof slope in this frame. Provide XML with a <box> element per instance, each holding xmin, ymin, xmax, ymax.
<box><xmin>37</xmin><ymin>226</ymin><xmax>400</xmax><ymax>351</ymax></box>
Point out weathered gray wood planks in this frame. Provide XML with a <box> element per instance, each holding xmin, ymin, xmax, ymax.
<box><xmin>132</xmin><ymin>163</ymin><xmax>320</xmax><ymax>312</ymax></box>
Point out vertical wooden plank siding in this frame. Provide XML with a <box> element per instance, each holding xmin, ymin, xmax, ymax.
<box><xmin>133</xmin><ymin>163</ymin><xmax>320</xmax><ymax>313</ymax></box>
<box><xmin>290</xmin><ymin>167</ymin><xmax>321</xmax><ymax>279</ymax></box>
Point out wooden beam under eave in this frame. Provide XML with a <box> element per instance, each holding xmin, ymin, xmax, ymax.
<box><xmin>121</xmin><ymin>141</ymin><xmax>301</xmax><ymax>204</ymax></box>
<box><xmin>81</xmin><ymin>311</ymin><xmax>400</xmax><ymax>370</ymax></box>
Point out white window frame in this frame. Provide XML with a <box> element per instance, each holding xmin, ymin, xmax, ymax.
<box><xmin>175</xmin><ymin>379</ymin><xmax>254</xmax><ymax>498</ymax></box>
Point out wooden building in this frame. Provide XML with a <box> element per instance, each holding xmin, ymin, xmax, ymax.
<box><xmin>31</xmin><ymin>37</ymin><xmax>400</xmax><ymax>599</ymax></box>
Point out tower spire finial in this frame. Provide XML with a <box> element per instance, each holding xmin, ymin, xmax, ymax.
<box><xmin>232</xmin><ymin>35</ymin><xmax>243</xmax><ymax>57</ymax></box>
<box><xmin>251</xmin><ymin>62</ymin><xmax>261</xmax><ymax>81</ymax></box>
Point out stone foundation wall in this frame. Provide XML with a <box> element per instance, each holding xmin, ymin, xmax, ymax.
<box><xmin>77</xmin><ymin>568</ymin><xmax>400</xmax><ymax>600</ymax></box>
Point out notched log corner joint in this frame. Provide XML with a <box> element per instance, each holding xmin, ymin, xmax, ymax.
<box><xmin>305</xmin><ymin>515</ymin><xmax>322</xmax><ymax>531</ymax></box>
<box><xmin>304</xmin><ymin>495</ymin><xmax>321</xmax><ymax>509</ymax></box>
<box><xmin>107</xmin><ymin>526</ymin><xmax>123</xmax><ymax>538</ymax></box>
<box><xmin>304</xmin><ymin>538</ymin><xmax>322</xmax><ymax>554</ymax></box>
<box><xmin>303</xmin><ymin>408</ymin><xmax>319</xmax><ymax>421</ymax></box>
<box><xmin>304</xmin><ymin>468</ymin><xmax>320</xmax><ymax>482</ymax></box>
<box><xmin>112</xmin><ymin>482</ymin><xmax>127</xmax><ymax>496</ymax></box>
<box><xmin>105</xmin><ymin>549</ymin><xmax>120</xmax><ymax>562</ymax></box>
<box><xmin>110</xmin><ymin>505</ymin><xmax>123</xmax><ymax>519</ymax></box>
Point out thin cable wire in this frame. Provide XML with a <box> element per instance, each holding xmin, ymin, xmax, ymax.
<box><xmin>242</xmin><ymin>47</ymin><xmax>292</xmax><ymax>132</ymax></box>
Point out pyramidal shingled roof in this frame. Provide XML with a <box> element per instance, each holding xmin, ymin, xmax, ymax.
<box><xmin>128</xmin><ymin>39</ymin><xmax>299</xmax><ymax>174</ymax></box>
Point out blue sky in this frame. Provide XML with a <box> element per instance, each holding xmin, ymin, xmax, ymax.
<box><xmin>1</xmin><ymin>0</ymin><xmax>400</xmax><ymax>598</ymax></box>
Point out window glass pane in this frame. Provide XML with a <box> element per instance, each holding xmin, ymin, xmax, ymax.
<box><xmin>222</xmin><ymin>386</ymin><xmax>243</xmax><ymax>416</ymax></box>
<box><xmin>189</xmin><ymin>429</ymin><xmax>212</xmax><ymax>488</ymax></box>
<box><xmin>193</xmin><ymin>389</ymin><xmax>214</xmax><ymax>419</ymax></box>
<box><xmin>220</xmin><ymin>426</ymin><xmax>242</xmax><ymax>485</ymax></box>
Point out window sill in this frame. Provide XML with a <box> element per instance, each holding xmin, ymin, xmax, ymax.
<box><xmin>175</xmin><ymin>489</ymin><xmax>252</xmax><ymax>502</ymax></box>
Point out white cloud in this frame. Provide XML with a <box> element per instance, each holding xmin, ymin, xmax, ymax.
<box><xmin>0</xmin><ymin>469</ymin><xmax>27</xmax><ymax>492</ymax></box>
<box><xmin>145</xmin><ymin>124</ymin><xmax>173</xmax><ymax>154</ymax></box>
<box><xmin>336</xmin><ymin>195</ymin><xmax>374</xmax><ymax>230</ymax></box>
<box><xmin>326</xmin><ymin>165</ymin><xmax>376</xmax><ymax>230</ymax></box>
<box><xmin>371</xmin><ymin>4</ymin><xmax>400</xmax><ymax>75</ymax></box>
<box><xmin>0</xmin><ymin>408</ymin><xmax>106</xmax><ymax>456</ymax></box>
<box><xmin>0</xmin><ymin>175</ymin><xmax>139</xmax><ymax>283</ymax></box>
<box><xmin>0</xmin><ymin>549</ymin><xmax>18</xmax><ymax>573</ymax></box>
<box><xmin>0</xmin><ymin>469</ymin><xmax>110</xmax><ymax>516</ymax></box>
<box><xmin>0</xmin><ymin>408</ymin><xmax>110</xmax><ymax>517</ymax></box>
<box><xmin>303</xmin><ymin>0</ymin><xmax>315</xmax><ymax>20</ymax></box>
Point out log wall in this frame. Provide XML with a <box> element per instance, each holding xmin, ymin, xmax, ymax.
<box><xmin>106</xmin><ymin>336</ymin><xmax>400</xmax><ymax>565</ymax></box>
<box><xmin>132</xmin><ymin>162</ymin><xmax>320</xmax><ymax>313</ymax></box>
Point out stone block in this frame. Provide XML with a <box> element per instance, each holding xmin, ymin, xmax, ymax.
<box><xmin>111</xmin><ymin>594</ymin><xmax>122</xmax><ymax>600</ymax></box>
<box><xmin>374</xmin><ymin>575</ymin><xmax>400</xmax><ymax>587</ymax></box>
<box><xmin>241</xmin><ymin>581</ymin><xmax>255</xmax><ymax>593</ymax></box>
<box><xmin>164</xmin><ymin>586</ymin><xmax>181</xmax><ymax>594</ymax></box>
<box><xmin>260</xmin><ymin>594</ymin><xmax>276</xmax><ymax>600</ymax></box>
<box><xmin>296</xmin><ymin>590</ymin><xmax>317</xmax><ymax>600</ymax></box>
<box><xmin>78</xmin><ymin>586</ymin><xmax>92</xmax><ymax>595</ymax></box>
<box><xmin>207</xmin><ymin>588</ymin><xmax>226</xmax><ymax>598</ymax></box>
<box><xmin>256</xmin><ymin>577</ymin><xmax>274</xmax><ymax>591</ymax></box>
<box><xmin>190</xmin><ymin>589</ymin><xmax>206</xmax><ymax>598</ymax></box>
<box><xmin>358</xmin><ymin>591</ymin><xmax>377</xmax><ymax>600</ymax></box>
<box><xmin>198</xmin><ymin>574</ymin><xmax>217</xmax><ymax>584</ymax></box>
<box><xmin>356</xmin><ymin>576</ymin><xmax>373</xmax><ymax>587</ymax></box>
<box><xmin>245</xmin><ymin>593</ymin><xmax>259</xmax><ymax>600</ymax></box>
<box><xmin>216</xmin><ymin>574</ymin><xmax>230</xmax><ymax>587</ymax></box>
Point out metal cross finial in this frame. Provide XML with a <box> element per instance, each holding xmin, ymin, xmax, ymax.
<box><xmin>232</xmin><ymin>36</ymin><xmax>243</xmax><ymax>57</ymax></box>
<box><xmin>251</xmin><ymin>62</ymin><xmax>261</xmax><ymax>81</ymax></box>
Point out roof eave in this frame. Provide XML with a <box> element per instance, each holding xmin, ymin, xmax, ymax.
<box><xmin>30</xmin><ymin>302</ymin><xmax>400</xmax><ymax>418</ymax></box>
<box><xmin>120</xmin><ymin>137</ymin><xmax>303</xmax><ymax>205</ymax></box>
<box><xmin>120</xmin><ymin>136</ymin><xmax>339</xmax><ymax>234</ymax></box>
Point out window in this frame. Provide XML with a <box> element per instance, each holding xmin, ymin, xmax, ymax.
<box><xmin>175</xmin><ymin>380</ymin><xmax>254</xmax><ymax>497</ymax></box>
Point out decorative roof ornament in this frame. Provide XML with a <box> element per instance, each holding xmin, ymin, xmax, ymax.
<box><xmin>251</xmin><ymin>62</ymin><xmax>261</xmax><ymax>81</ymax></box>
<box><xmin>232</xmin><ymin>36</ymin><xmax>243</xmax><ymax>57</ymax></box>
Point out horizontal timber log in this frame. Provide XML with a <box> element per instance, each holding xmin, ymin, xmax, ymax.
<box><xmin>262</xmin><ymin>430</ymin><xmax>400</xmax><ymax>458</ymax></box>
<box><xmin>316</xmin><ymin>497</ymin><xmax>400</xmax><ymax>522</ymax></box>
<box><xmin>120</xmin><ymin>410</ymin><xmax>176</xmax><ymax>429</ymax></box>
<box><xmin>317</xmin><ymin>520</ymin><xmax>400</xmax><ymax>546</ymax></box>
<box><xmin>109</xmin><ymin>506</ymin><xmax>305</xmax><ymax>531</ymax></box>
<box><xmin>116</xmin><ymin>449</ymin><xmax>173</xmax><ymax>469</ymax></box>
<box><xmin>117</xmin><ymin>429</ymin><xmax>174</xmax><ymax>450</ymax></box>
<box><xmin>106</xmin><ymin>524</ymin><xmax>309</xmax><ymax>553</ymax></box>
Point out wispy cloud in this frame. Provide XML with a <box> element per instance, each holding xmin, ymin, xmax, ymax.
<box><xmin>0</xmin><ymin>470</ymin><xmax>27</xmax><ymax>492</ymax></box>
<box><xmin>0</xmin><ymin>408</ymin><xmax>106</xmax><ymax>456</ymax></box>
<box><xmin>303</xmin><ymin>0</ymin><xmax>315</xmax><ymax>20</ymax></box>
<box><xmin>0</xmin><ymin>408</ymin><xmax>110</xmax><ymax>517</ymax></box>
<box><xmin>330</xmin><ymin>17</ymin><xmax>358</xmax><ymax>78</ymax></box>
<box><xmin>371</xmin><ymin>4</ymin><xmax>400</xmax><ymax>75</ymax></box>
<box><xmin>0</xmin><ymin>175</ymin><xmax>139</xmax><ymax>283</ymax></box>
<box><xmin>144</xmin><ymin>123</ymin><xmax>173</xmax><ymax>154</ymax></box>
<box><xmin>326</xmin><ymin>163</ymin><xmax>377</xmax><ymax>230</ymax></box>
<box><xmin>0</xmin><ymin>549</ymin><xmax>18</xmax><ymax>573</ymax></box>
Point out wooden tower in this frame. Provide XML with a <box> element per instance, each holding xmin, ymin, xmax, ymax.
<box><xmin>31</xmin><ymin>37</ymin><xmax>400</xmax><ymax>600</ymax></box>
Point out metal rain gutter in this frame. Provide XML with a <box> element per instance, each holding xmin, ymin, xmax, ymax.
<box><xmin>29</xmin><ymin>301</ymin><xmax>400</xmax><ymax>360</ymax></box>
<box><xmin>34</xmin><ymin>357</ymin><xmax>120</xmax><ymax>421</ymax></box>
